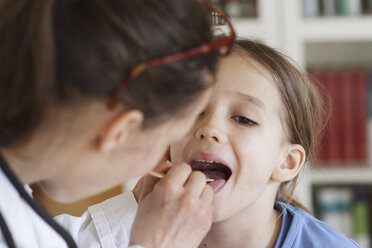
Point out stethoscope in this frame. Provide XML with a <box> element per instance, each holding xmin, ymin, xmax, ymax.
<box><xmin>0</xmin><ymin>153</ymin><xmax>78</xmax><ymax>248</ymax></box>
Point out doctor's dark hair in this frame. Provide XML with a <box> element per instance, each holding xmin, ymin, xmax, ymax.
<box><xmin>233</xmin><ymin>39</ymin><xmax>327</xmax><ymax>211</ymax></box>
<box><xmin>0</xmin><ymin>0</ymin><xmax>218</xmax><ymax>147</ymax></box>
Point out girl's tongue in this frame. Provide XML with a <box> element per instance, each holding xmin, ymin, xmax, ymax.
<box><xmin>189</xmin><ymin>160</ymin><xmax>232</xmax><ymax>192</ymax></box>
<box><xmin>207</xmin><ymin>179</ymin><xmax>226</xmax><ymax>192</ymax></box>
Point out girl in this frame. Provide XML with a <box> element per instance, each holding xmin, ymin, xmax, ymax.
<box><xmin>0</xmin><ymin>0</ymin><xmax>234</xmax><ymax>247</ymax></box>
<box><xmin>129</xmin><ymin>39</ymin><xmax>360</xmax><ymax>247</ymax></box>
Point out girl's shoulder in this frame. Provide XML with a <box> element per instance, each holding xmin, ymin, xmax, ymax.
<box><xmin>274</xmin><ymin>201</ymin><xmax>361</xmax><ymax>248</ymax></box>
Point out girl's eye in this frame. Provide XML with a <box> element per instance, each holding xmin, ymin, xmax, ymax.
<box><xmin>232</xmin><ymin>116</ymin><xmax>257</xmax><ymax>126</ymax></box>
<box><xmin>198</xmin><ymin>111</ymin><xmax>205</xmax><ymax>117</ymax></box>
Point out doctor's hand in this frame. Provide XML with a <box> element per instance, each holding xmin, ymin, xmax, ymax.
<box><xmin>130</xmin><ymin>163</ymin><xmax>214</xmax><ymax>248</ymax></box>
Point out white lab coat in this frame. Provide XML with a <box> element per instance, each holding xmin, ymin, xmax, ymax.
<box><xmin>0</xmin><ymin>169</ymin><xmax>143</xmax><ymax>248</ymax></box>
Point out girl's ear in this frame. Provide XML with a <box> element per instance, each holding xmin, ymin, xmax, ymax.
<box><xmin>271</xmin><ymin>144</ymin><xmax>306</xmax><ymax>183</ymax></box>
<box><xmin>96</xmin><ymin>110</ymin><xmax>144</xmax><ymax>152</ymax></box>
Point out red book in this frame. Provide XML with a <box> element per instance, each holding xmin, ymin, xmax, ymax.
<box><xmin>353</xmin><ymin>71</ymin><xmax>368</xmax><ymax>164</ymax></box>
<box><xmin>323</xmin><ymin>71</ymin><xmax>342</xmax><ymax>165</ymax></box>
<box><xmin>339</xmin><ymin>71</ymin><xmax>355</xmax><ymax>164</ymax></box>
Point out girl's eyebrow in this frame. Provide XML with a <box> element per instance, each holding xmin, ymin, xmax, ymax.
<box><xmin>233</xmin><ymin>92</ymin><xmax>266</xmax><ymax>111</ymax></box>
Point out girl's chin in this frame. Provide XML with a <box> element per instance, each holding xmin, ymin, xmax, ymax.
<box><xmin>211</xmin><ymin>193</ymin><xmax>229</xmax><ymax>221</ymax></box>
<box><xmin>211</xmin><ymin>208</ymin><xmax>229</xmax><ymax>223</ymax></box>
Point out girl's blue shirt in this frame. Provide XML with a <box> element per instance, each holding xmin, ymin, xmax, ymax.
<box><xmin>274</xmin><ymin>201</ymin><xmax>361</xmax><ymax>248</ymax></box>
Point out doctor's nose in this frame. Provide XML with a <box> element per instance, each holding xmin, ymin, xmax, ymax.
<box><xmin>195</xmin><ymin>122</ymin><xmax>226</xmax><ymax>144</ymax></box>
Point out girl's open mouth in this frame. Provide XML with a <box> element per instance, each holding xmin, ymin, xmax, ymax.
<box><xmin>189</xmin><ymin>160</ymin><xmax>232</xmax><ymax>192</ymax></box>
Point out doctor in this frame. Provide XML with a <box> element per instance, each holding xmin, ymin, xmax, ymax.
<box><xmin>0</xmin><ymin>0</ymin><xmax>235</xmax><ymax>247</ymax></box>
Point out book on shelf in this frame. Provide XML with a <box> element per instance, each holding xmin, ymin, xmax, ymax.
<box><xmin>336</xmin><ymin>0</ymin><xmax>349</xmax><ymax>15</ymax></box>
<box><xmin>337</xmin><ymin>0</ymin><xmax>362</xmax><ymax>15</ymax></box>
<box><xmin>354</xmin><ymin>71</ymin><xmax>368</xmax><ymax>163</ymax></box>
<box><xmin>313</xmin><ymin>71</ymin><xmax>343</xmax><ymax>164</ymax></box>
<box><xmin>340</xmin><ymin>71</ymin><xmax>355</xmax><ymax>162</ymax></box>
<box><xmin>311</xmin><ymin>70</ymin><xmax>368</xmax><ymax>167</ymax></box>
<box><xmin>303</xmin><ymin>0</ymin><xmax>320</xmax><ymax>17</ymax></box>
<box><xmin>225</xmin><ymin>1</ymin><xmax>243</xmax><ymax>18</ymax></box>
<box><xmin>369</xmin><ymin>73</ymin><xmax>372</xmax><ymax>163</ymax></box>
<box><xmin>304</xmin><ymin>0</ymin><xmax>372</xmax><ymax>17</ymax></box>
<box><xmin>322</xmin><ymin>0</ymin><xmax>337</xmax><ymax>16</ymax></box>
<box><xmin>350</xmin><ymin>0</ymin><xmax>363</xmax><ymax>15</ymax></box>
<box><xmin>211</xmin><ymin>0</ymin><xmax>258</xmax><ymax>18</ymax></box>
<box><xmin>367</xmin><ymin>186</ymin><xmax>372</xmax><ymax>248</ymax></box>
<box><xmin>362</xmin><ymin>0</ymin><xmax>372</xmax><ymax>14</ymax></box>
<box><xmin>340</xmin><ymin>71</ymin><xmax>367</xmax><ymax>164</ymax></box>
<box><xmin>368</xmin><ymin>72</ymin><xmax>372</xmax><ymax>117</ymax></box>
<box><xmin>315</xmin><ymin>185</ymin><xmax>371</xmax><ymax>248</ymax></box>
<box><xmin>317</xmin><ymin>187</ymin><xmax>353</xmax><ymax>237</ymax></box>
<box><xmin>353</xmin><ymin>186</ymin><xmax>371</xmax><ymax>248</ymax></box>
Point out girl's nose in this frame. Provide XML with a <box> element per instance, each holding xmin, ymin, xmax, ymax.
<box><xmin>195</xmin><ymin>124</ymin><xmax>226</xmax><ymax>144</ymax></box>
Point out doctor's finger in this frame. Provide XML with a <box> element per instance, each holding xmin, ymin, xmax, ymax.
<box><xmin>161</xmin><ymin>163</ymin><xmax>192</xmax><ymax>186</ymax></box>
<box><xmin>184</xmin><ymin>171</ymin><xmax>207</xmax><ymax>197</ymax></box>
<box><xmin>200</xmin><ymin>184</ymin><xmax>214</xmax><ymax>204</ymax></box>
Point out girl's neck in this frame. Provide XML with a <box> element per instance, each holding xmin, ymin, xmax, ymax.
<box><xmin>200</xmin><ymin>202</ymin><xmax>282</xmax><ymax>248</ymax></box>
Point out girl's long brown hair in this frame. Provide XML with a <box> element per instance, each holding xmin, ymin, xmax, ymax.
<box><xmin>234</xmin><ymin>39</ymin><xmax>327</xmax><ymax>211</ymax></box>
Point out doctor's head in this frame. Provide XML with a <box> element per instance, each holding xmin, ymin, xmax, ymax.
<box><xmin>170</xmin><ymin>39</ymin><xmax>325</xmax><ymax>221</ymax></box>
<box><xmin>0</xmin><ymin>0</ymin><xmax>227</xmax><ymax>202</ymax></box>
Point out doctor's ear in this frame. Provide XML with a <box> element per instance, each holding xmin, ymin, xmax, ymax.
<box><xmin>97</xmin><ymin>110</ymin><xmax>144</xmax><ymax>152</ymax></box>
<box><xmin>271</xmin><ymin>144</ymin><xmax>306</xmax><ymax>183</ymax></box>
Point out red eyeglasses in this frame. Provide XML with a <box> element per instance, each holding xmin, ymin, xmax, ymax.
<box><xmin>107</xmin><ymin>0</ymin><xmax>236</xmax><ymax>109</ymax></box>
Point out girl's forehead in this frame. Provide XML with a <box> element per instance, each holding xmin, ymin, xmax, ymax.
<box><xmin>211</xmin><ymin>54</ymin><xmax>285</xmax><ymax>122</ymax></box>
<box><xmin>215</xmin><ymin>55</ymin><xmax>278</xmax><ymax>99</ymax></box>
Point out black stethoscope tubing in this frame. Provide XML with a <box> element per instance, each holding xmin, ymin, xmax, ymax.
<box><xmin>0</xmin><ymin>209</ymin><xmax>15</xmax><ymax>248</ymax></box>
<box><xmin>0</xmin><ymin>153</ymin><xmax>78</xmax><ymax>248</ymax></box>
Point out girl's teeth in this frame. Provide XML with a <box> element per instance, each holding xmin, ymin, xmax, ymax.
<box><xmin>194</xmin><ymin>159</ymin><xmax>215</xmax><ymax>163</ymax></box>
